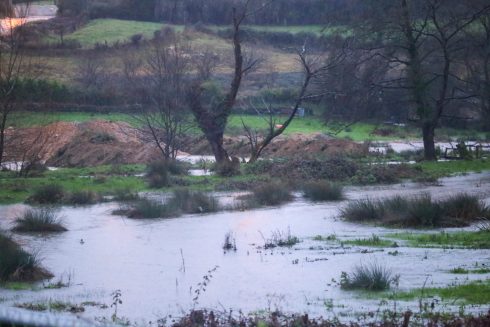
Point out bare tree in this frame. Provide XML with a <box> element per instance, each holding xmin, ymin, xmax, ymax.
<box><xmin>242</xmin><ymin>49</ymin><xmax>345</xmax><ymax>163</ymax></box>
<box><xmin>186</xmin><ymin>1</ymin><xmax>262</xmax><ymax>166</ymax></box>
<box><xmin>360</xmin><ymin>0</ymin><xmax>490</xmax><ymax>160</ymax></box>
<box><xmin>123</xmin><ymin>34</ymin><xmax>194</xmax><ymax>160</ymax></box>
<box><xmin>0</xmin><ymin>2</ymin><xmax>32</xmax><ymax>167</ymax></box>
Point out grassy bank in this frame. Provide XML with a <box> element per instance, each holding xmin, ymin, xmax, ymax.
<box><xmin>389</xmin><ymin>231</ymin><xmax>490</xmax><ymax>249</ymax></box>
<box><xmin>392</xmin><ymin>279</ymin><xmax>490</xmax><ymax>305</ymax></box>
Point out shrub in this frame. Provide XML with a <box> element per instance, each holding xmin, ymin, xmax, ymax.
<box><xmin>27</xmin><ymin>184</ymin><xmax>65</xmax><ymax>205</ymax></box>
<box><xmin>67</xmin><ymin>190</ymin><xmax>100</xmax><ymax>205</ymax></box>
<box><xmin>113</xmin><ymin>188</ymin><xmax>140</xmax><ymax>201</ymax></box>
<box><xmin>251</xmin><ymin>182</ymin><xmax>292</xmax><ymax>206</ymax></box>
<box><xmin>13</xmin><ymin>208</ymin><xmax>67</xmax><ymax>233</ymax></box>
<box><xmin>147</xmin><ymin>161</ymin><xmax>169</xmax><ymax>188</ymax></box>
<box><xmin>166</xmin><ymin>160</ymin><xmax>189</xmax><ymax>176</ymax></box>
<box><xmin>0</xmin><ymin>232</ymin><xmax>52</xmax><ymax>282</ymax></box>
<box><xmin>340</xmin><ymin>262</ymin><xmax>396</xmax><ymax>291</ymax></box>
<box><xmin>169</xmin><ymin>188</ymin><xmax>220</xmax><ymax>214</ymax></box>
<box><xmin>303</xmin><ymin>181</ymin><xmax>343</xmax><ymax>201</ymax></box>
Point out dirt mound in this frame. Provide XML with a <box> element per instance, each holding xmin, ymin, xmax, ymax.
<box><xmin>5</xmin><ymin>120</ymin><xmax>161</xmax><ymax>167</ymax></box>
<box><xmin>186</xmin><ymin>133</ymin><xmax>367</xmax><ymax>158</ymax></box>
<box><xmin>5</xmin><ymin>121</ymin><xmax>367</xmax><ymax>167</ymax></box>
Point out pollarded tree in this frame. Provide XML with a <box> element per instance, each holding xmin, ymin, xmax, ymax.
<box><xmin>186</xmin><ymin>1</ymin><xmax>260</xmax><ymax>165</ymax></box>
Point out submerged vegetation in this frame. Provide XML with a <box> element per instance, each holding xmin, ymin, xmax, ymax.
<box><xmin>341</xmin><ymin>193</ymin><xmax>488</xmax><ymax>228</ymax></box>
<box><xmin>390</xmin><ymin>231</ymin><xmax>490</xmax><ymax>249</ymax></box>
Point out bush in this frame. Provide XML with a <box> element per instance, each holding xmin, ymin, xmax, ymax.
<box><xmin>169</xmin><ymin>188</ymin><xmax>219</xmax><ymax>214</ymax></box>
<box><xmin>67</xmin><ymin>190</ymin><xmax>100</xmax><ymax>205</ymax></box>
<box><xmin>408</xmin><ymin>194</ymin><xmax>443</xmax><ymax>227</ymax></box>
<box><xmin>113</xmin><ymin>188</ymin><xmax>140</xmax><ymax>201</ymax></box>
<box><xmin>340</xmin><ymin>262</ymin><xmax>395</xmax><ymax>291</ymax></box>
<box><xmin>27</xmin><ymin>184</ymin><xmax>65</xmax><ymax>205</ymax></box>
<box><xmin>147</xmin><ymin>161</ymin><xmax>169</xmax><ymax>188</ymax></box>
<box><xmin>0</xmin><ymin>232</ymin><xmax>52</xmax><ymax>282</ymax></box>
<box><xmin>13</xmin><ymin>208</ymin><xmax>67</xmax><ymax>233</ymax></box>
<box><xmin>251</xmin><ymin>182</ymin><xmax>292</xmax><ymax>206</ymax></box>
<box><xmin>303</xmin><ymin>181</ymin><xmax>343</xmax><ymax>201</ymax></box>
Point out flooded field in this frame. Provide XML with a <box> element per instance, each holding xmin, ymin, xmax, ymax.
<box><xmin>0</xmin><ymin>173</ymin><xmax>489</xmax><ymax>325</ymax></box>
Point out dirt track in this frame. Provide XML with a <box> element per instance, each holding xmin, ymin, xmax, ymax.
<box><xmin>5</xmin><ymin>120</ymin><xmax>366</xmax><ymax>167</ymax></box>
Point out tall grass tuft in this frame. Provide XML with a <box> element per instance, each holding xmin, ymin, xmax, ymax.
<box><xmin>303</xmin><ymin>181</ymin><xmax>344</xmax><ymax>201</ymax></box>
<box><xmin>127</xmin><ymin>198</ymin><xmax>179</xmax><ymax>219</ymax></box>
<box><xmin>340</xmin><ymin>198</ymin><xmax>381</xmax><ymax>222</ymax></box>
<box><xmin>13</xmin><ymin>208</ymin><xmax>67</xmax><ymax>233</ymax></box>
<box><xmin>67</xmin><ymin>190</ymin><xmax>100</xmax><ymax>205</ymax></box>
<box><xmin>341</xmin><ymin>193</ymin><xmax>486</xmax><ymax>228</ymax></box>
<box><xmin>442</xmin><ymin>193</ymin><xmax>488</xmax><ymax>223</ymax></box>
<box><xmin>27</xmin><ymin>184</ymin><xmax>65</xmax><ymax>205</ymax></box>
<box><xmin>340</xmin><ymin>262</ymin><xmax>395</xmax><ymax>291</ymax></box>
<box><xmin>251</xmin><ymin>182</ymin><xmax>292</xmax><ymax>206</ymax></box>
<box><xmin>169</xmin><ymin>189</ymin><xmax>220</xmax><ymax>214</ymax></box>
<box><xmin>0</xmin><ymin>231</ymin><xmax>53</xmax><ymax>282</ymax></box>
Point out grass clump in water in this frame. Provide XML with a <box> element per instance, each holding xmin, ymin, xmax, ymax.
<box><xmin>169</xmin><ymin>188</ymin><xmax>219</xmax><ymax>214</ymax></box>
<box><xmin>250</xmin><ymin>182</ymin><xmax>292</xmax><ymax>206</ymax></box>
<box><xmin>263</xmin><ymin>228</ymin><xmax>300</xmax><ymax>249</ymax></box>
<box><xmin>27</xmin><ymin>184</ymin><xmax>65</xmax><ymax>205</ymax></box>
<box><xmin>343</xmin><ymin>234</ymin><xmax>397</xmax><ymax>247</ymax></box>
<box><xmin>67</xmin><ymin>190</ymin><xmax>100</xmax><ymax>205</ymax></box>
<box><xmin>12</xmin><ymin>208</ymin><xmax>67</xmax><ymax>233</ymax></box>
<box><xmin>340</xmin><ymin>262</ymin><xmax>396</xmax><ymax>291</ymax></box>
<box><xmin>341</xmin><ymin>193</ymin><xmax>487</xmax><ymax>228</ymax></box>
<box><xmin>117</xmin><ymin>188</ymin><xmax>219</xmax><ymax>219</ymax></box>
<box><xmin>0</xmin><ymin>231</ymin><xmax>53</xmax><ymax>282</ymax></box>
<box><xmin>302</xmin><ymin>180</ymin><xmax>343</xmax><ymax>201</ymax></box>
<box><xmin>222</xmin><ymin>232</ymin><xmax>237</xmax><ymax>251</ymax></box>
<box><xmin>449</xmin><ymin>267</ymin><xmax>490</xmax><ymax>274</ymax></box>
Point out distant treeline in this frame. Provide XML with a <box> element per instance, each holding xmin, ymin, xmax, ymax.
<box><xmin>54</xmin><ymin>0</ymin><xmax>395</xmax><ymax>25</ymax></box>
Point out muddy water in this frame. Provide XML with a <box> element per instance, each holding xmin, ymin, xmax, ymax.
<box><xmin>0</xmin><ymin>173</ymin><xmax>489</xmax><ymax>324</ymax></box>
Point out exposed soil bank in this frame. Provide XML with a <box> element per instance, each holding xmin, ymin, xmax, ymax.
<box><xmin>4</xmin><ymin>121</ymin><xmax>366</xmax><ymax>167</ymax></box>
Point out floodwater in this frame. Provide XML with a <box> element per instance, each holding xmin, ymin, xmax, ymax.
<box><xmin>0</xmin><ymin>4</ymin><xmax>56</xmax><ymax>35</ymax></box>
<box><xmin>0</xmin><ymin>173</ymin><xmax>489</xmax><ymax>325</ymax></box>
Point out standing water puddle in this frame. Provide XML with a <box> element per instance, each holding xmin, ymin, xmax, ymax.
<box><xmin>0</xmin><ymin>173</ymin><xmax>489</xmax><ymax>324</ymax></box>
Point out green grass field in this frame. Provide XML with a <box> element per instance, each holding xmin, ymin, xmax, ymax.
<box><xmin>63</xmin><ymin>19</ymin><xmax>184</xmax><ymax>48</ymax></box>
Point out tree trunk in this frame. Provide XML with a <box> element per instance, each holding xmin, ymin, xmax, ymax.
<box><xmin>0</xmin><ymin>113</ymin><xmax>7</xmax><ymax>166</ymax></box>
<box><xmin>207</xmin><ymin>132</ymin><xmax>229</xmax><ymax>164</ymax></box>
<box><xmin>422</xmin><ymin>122</ymin><xmax>437</xmax><ymax>161</ymax></box>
